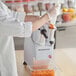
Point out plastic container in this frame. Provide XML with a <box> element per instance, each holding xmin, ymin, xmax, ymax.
<box><xmin>24</xmin><ymin>44</ymin><xmax>54</xmax><ymax>71</ymax></box>
<box><xmin>32</xmin><ymin>4</ymin><xmax>39</xmax><ymax>12</ymax></box>
<box><xmin>24</xmin><ymin>4</ymin><xmax>33</xmax><ymax>14</ymax></box>
<box><xmin>31</xmin><ymin>69</ymin><xmax>55</xmax><ymax>76</ymax></box>
<box><xmin>68</xmin><ymin>0</ymin><xmax>75</xmax><ymax>8</ymax></box>
<box><xmin>5</xmin><ymin>0</ymin><xmax>14</xmax><ymax>9</ymax></box>
<box><xmin>37</xmin><ymin>2</ymin><xmax>45</xmax><ymax>11</ymax></box>
<box><xmin>5</xmin><ymin>0</ymin><xmax>24</xmax><ymax>11</ymax></box>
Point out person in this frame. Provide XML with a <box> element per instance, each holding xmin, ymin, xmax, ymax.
<box><xmin>0</xmin><ymin>0</ymin><xmax>57</xmax><ymax>76</ymax></box>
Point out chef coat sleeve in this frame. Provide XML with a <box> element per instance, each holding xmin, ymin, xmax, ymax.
<box><xmin>0</xmin><ymin>8</ymin><xmax>32</xmax><ymax>37</ymax></box>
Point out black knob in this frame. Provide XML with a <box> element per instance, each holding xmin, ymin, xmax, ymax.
<box><xmin>49</xmin><ymin>41</ymin><xmax>54</xmax><ymax>45</ymax></box>
<box><xmin>41</xmin><ymin>29</ymin><xmax>48</xmax><ymax>39</ymax></box>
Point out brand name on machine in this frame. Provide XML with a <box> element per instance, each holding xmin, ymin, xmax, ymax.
<box><xmin>38</xmin><ymin>49</ymin><xmax>50</xmax><ymax>51</ymax></box>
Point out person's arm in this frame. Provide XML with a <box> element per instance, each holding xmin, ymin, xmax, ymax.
<box><xmin>0</xmin><ymin>2</ymin><xmax>57</xmax><ymax>37</ymax></box>
<box><xmin>25</xmin><ymin>14</ymin><xmax>49</xmax><ymax>31</ymax></box>
<box><xmin>25</xmin><ymin>15</ymin><xmax>40</xmax><ymax>22</ymax></box>
<box><xmin>25</xmin><ymin>6</ymin><xmax>57</xmax><ymax>31</ymax></box>
<box><xmin>0</xmin><ymin>1</ymin><xmax>32</xmax><ymax>37</ymax></box>
<box><xmin>32</xmin><ymin>14</ymin><xmax>49</xmax><ymax>31</ymax></box>
<box><xmin>9</xmin><ymin>4</ymin><xmax>57</xmax><ymax>32</ymax></box>
<box><xmin>0</xmin><ymin>18</ymin><xmax>32</xmax><ymax>37</ymax></box>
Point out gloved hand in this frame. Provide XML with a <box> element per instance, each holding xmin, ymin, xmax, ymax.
<box><xmin>47</xmin><ymin>5</ymin><xmax>59</xmax><ymax>20</ymax></box>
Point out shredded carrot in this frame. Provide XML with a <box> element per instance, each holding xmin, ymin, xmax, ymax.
<box><xmin>31</xmin><ymin>69</ymin><xmax>55</xmax><ymax>76</ymax></box>
<box><xmin>49</xmin><ymin>24</ymin><xmax>55</xmax><ymax>29</ymax></box>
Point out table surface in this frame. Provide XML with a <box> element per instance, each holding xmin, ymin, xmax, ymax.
<box><xmin>54</xmin><ymin>48</ymin><xmax>76</xmax><ymax>76</ymax></box>
<box><xmin>16</xmin><ymin>48</ymin><xmax>76</xmax><ymax>76</ymax></box>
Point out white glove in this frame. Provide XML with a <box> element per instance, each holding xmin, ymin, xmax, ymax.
<box><xmin>47</xmin><ymin>4</ymin><xmax>61</xmax><ymax>21</ymax></box>
<box><xmin>47</xmin><ymin>5</ymin><xmax>58</xmax><ymax>18</ymax></box>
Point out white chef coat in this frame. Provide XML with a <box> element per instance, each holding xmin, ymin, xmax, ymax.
<box><xmin>0</xmin><ymin>1</ymin><xmax>32</xmax><ymax>76</ymax></box>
